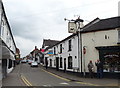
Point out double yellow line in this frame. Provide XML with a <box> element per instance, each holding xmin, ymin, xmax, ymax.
<box><xmin>21</xmin><ymin>75</ymin><xmax>32</xmax><ymax>86</ymax></box>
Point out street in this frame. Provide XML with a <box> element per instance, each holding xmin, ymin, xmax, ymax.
<box><xmin>2</xmin><ymin>63</ymin><xmax>119</xmax><ymax>87</ymax></box>
<box><xmin>2</xmin><ymin>63</ymin><xmax>88</xmax><ymax>87</ymax></box>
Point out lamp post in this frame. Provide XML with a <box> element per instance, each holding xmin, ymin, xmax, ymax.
<box><xmin>64</xmin><ymin>16</ymin><xmax>84</xmax><ymax>73</ymax></box>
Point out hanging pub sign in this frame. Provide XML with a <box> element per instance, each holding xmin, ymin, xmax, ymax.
<box><xmin>68</xmin><ymin>22</ymin><xmax>77</xmax><ymax>33</ymax></box>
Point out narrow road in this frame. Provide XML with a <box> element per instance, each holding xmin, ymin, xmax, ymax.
<box><xmin>2</xmin><ymin>63</ymin><xmax>119</xmax><ymax>87</ymax></box>
<box><xmin>2</xmin><ymin>63</ymin><xmax>92</xmax><ymax>87</ymax></box>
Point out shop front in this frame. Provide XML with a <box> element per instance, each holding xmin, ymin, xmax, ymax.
<box><xmin>96</xmin><ymin>46</ymin><xmax>120</xmax><ymax>78</ymax></box>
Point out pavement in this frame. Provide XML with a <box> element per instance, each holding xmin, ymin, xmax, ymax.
<box><xmin>40</xmin><ymin>65</ymin><xmax>120</xmax><ymax>87</ymax></box>
<box><xmin>2</xmin><ymin>64</ymin><xmax>26</xmax><ymax>86</ymax></box>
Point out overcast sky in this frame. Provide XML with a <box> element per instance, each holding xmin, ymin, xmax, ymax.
<box><xmin>3</xmin><ymin>0</ymin><xmax>119</xmax><ymax>57</ymax></box>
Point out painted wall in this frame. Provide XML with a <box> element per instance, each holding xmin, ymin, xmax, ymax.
<box><xmin>1</xmin><ymin>16</ymin><xmax>16</xmax><ymax>55</ymax></box>
<box><xmin>81</xmin><ymin>29</ymin><xmax>118</xmax><ymax>72</ymax></box>
<box><xmin>45</xmin><ymin>34</ymin><xmax>81</xmax><ymax>72</ymax></box>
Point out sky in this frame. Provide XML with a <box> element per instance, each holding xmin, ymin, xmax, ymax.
<box><xmin>2</xmin><ymin>0</ymin><xmax>120</xmax><ymax>57</ymax></box>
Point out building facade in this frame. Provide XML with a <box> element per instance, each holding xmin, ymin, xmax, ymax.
<box><xmin>81</xmin><ymin>16</ymin><xmax>120</xmax><ymax>77</ymax></box>
<box><xmin>43</xmin><ymin>16</ymin><xmax>120</xmax><ymax>77</ymax></box>
<box><xmin>0</xmin><ymin>1</ymin><xmax>17</xmax><ymax>79</ymax></box>
<box><xmin>44</xmin><ymin>34</ymin><xmax>80</xmax><ymax>72</ymax></box>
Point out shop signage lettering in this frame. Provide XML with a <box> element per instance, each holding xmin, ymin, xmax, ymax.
<box><xmin>104</xmin><ymin>54</ymin><xmax>119</xmax><ymax>58</ymax></box>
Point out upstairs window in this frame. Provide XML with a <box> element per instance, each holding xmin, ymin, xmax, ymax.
<box><xmin>68</xmin><ymin>40</ymin><xmax>72</xmax><ymax>51</ymax></box>
<box><xmin>60</xmin><ymin>44</ymin><xmax>62</xmax><ymax>53</ymax></box>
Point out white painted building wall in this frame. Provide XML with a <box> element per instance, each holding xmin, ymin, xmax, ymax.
<box><xmin>0</xmin><ymin>2</ymin><xmax>16</xmax><ymax>76</ymax></box>
<box><xmin>45</xmin><ymin>34</ymin><xmax>81</xmax><ymax>72</ymax></box>
<box><xmin>81</xmin><ymin>29</ymin><xmax>119</xmax><ymax>72</ymax></box>
<box><xmin>1</xmin><ymin>16</ymin><xmax>16</xmax><ymax>55</ymax></box>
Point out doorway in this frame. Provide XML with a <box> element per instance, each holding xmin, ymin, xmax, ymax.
<box><xmin>56</xmin><ymin>57</ymin><xmax>59</xmax><ymax>71</ymax></box>
<box><xmin>64</xmin><ymin>58</ymin><xmax>66</xmax><ymax>72</ymax></box>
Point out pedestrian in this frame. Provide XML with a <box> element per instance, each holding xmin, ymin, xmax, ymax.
<box><xmin>88</xmin><ymin>60</ymin><xmax>94</xmax><ymax>78</ymax></box>
<box><xmin>95</xmin><ymin>60</ymin><xmax>103</xmax><ymax>78</ymax></box>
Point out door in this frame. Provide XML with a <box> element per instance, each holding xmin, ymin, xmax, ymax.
<box><xmin>56</xmin><ymin>57</ymin><xmax>59</xmax><ymax>71</ymax></box>
<box><xmin>2</xmin><ymin>59</ymin><xmax>7</xmax><ymax>78</ymax></box>
<box><xmin>64</xmin><ymin>58</ymin><xmax>66</xmax><ymax>72</ymax></box>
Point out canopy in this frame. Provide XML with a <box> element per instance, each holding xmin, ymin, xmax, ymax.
<box><xmin>2</xmin><ymin>45</ymin><xmax>15</xmax><ymax>60</ymax></box>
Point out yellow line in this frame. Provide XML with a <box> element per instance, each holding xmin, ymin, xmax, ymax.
<box><xmin>21</xmin><ymin>75</ymin><xmax>32</xmax><ymax>86</ymax></box>
<box><xmin>41</xmin><ymin>68</ymin><xmax>70</xmax><ymax>81</ymax></box>
<box><xmin>22</xmin><ymin>76</ymin><xmax>32</xmax><ymax>86</ymax></box>
<box><xmin>41</xmin><ymin>68</ymin><xmax>101</xmax><ymax>86</ymax></box>
<box><xmin>21</xmin><ymin>77</ymin><xmax>30</xmax><ymax>86</ymax></box>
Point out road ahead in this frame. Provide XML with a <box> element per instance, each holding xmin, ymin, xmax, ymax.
<box><xmin>2</xmin><ymin>63</ymin><xmax>89</xmax><ymax>87</ymax></box>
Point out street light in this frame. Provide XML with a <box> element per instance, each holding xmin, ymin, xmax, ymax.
<box><xmin>64</xmin><ymin>16</ymin><xmax>84</xmax><ymax>73</ymax></box>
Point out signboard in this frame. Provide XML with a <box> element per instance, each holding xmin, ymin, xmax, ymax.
<box><xmin>47</xmin><ymin>50</ymin><xmax>53</xmax><ymax>56</ymax></box>
<box><xmin>68</xmin><ymin>22</ymin><xmax>77</xmax><ymax>33</ymax></box>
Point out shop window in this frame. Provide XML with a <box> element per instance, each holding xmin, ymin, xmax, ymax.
<box><xmin>68</xmin><ymin>40</ymin><xmax>72</xmax><ymax>51</ymax></box>
<box><xmin>68</xmin><ymin>56</ymin><xmax>72</xmax><ymax>69</ymax></box>
<box><xmin>60</xmin><ymin>57</ymin><xmax>62</xmax><ymax>68</ymax></box>
<box><xmin>103</xmin><ymin>52</ymin><xmax>120</xmax><ymax>73</ymax></box>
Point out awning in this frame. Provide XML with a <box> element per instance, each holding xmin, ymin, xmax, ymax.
<box><xmin>2</xmin><ymin>46</ymin><xmax>15</xmax><ymax>60</ymax></box>
<box><xmin>95</xmin><ymin>46</ymin><xmax>120</xmax><ymax>51</ymax></box>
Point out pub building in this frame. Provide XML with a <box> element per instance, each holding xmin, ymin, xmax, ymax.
<box><xmin>81</xmin><ymin>16</ymin><xmax>120</xmax><ymax>78</ymax></box>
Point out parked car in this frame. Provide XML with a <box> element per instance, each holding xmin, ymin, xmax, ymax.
<box><xmin>31</xmin><ymin>62</ymin><xmax>38</xmax><ymax>67</ymax></box>
<box><xmin>21</xmin><ymin>59</ymin><xmax>27</xmax><ymax>63</ymax></box>
<box><xmin>28</xmin><ymin>60</ymin><xmax>34</xmax><ymax>65</ymax></box>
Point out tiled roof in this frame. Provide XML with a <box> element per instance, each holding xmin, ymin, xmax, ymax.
<box><xmin>82</xmin><ymin>16</ymin><xmax>120</xmax><ymax>33</ymax></box>
<box><xmin>42</xmin><ymin>39</ymin><xmax>60</xmax><ymax>48</ymax></box>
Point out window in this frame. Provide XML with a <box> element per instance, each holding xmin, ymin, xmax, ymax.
<box><xmin>68</xmin><ymin>40</ymin><xmax>72</xmax><ymax>51</ymax></box>
<box><xmin>68</xmin><ymin>56</ymin><xmax>72</xmax><ymax>69</ymax></box>
<box><xmin>54</xmin><ymin>59</ymin><xmax>56</xmax><ymax>66</ymax></box>
<box><xmin>8</xmin><ymin>59</ymin><xmax>12</xmax><ymax>69</ymax></box>
<box><xmin>118</xmin><ymin>30</ymin><xmax>120</xmax><ymax>43</ymax></box>
<box><xmin>54</xmin><ymin>47</ymin><xmax>56</xmax><ymax>55</ymax></box>
<box><xmin>60</xmin><ymin>44</ymin><xmax>62</xmax><ymax>53</ymax></box>
<box><xmin>105</xmin><ymin>35</ymin><xmax>107</xmax><ymax>39</ymax></box>
<box><xmin>50</xmin><ymin>59</ymin><xmax>52</xmax><ymax>67</ymax></box>
<box><xmin>60</xmin><ymin>57</ymin><xmax>62</xmax><ymax>68</ymax></box>
<box><xmin>103</xmin><ymin>52</ymin><xmax>120</xmax><ymax>73</ymax></box>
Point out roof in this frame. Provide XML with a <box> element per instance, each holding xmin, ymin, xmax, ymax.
<box><xmin>82</xmin><ymin>16</ymin><xmax>120</xmax><ymax>33</ymax></box>
<box><xmin>44</xmin><ymin>16</ymin><xmax>120</xmax><ymax>51</ymax></box>
<box><xmin>42</xmin><ymin>39</ymin><xmax>60</xmax><ymax>48</ymax></box>
<box><xmin>45</xmin><ymin>33</ymin><xmax>77</xmax><ymax>51</ymax></box>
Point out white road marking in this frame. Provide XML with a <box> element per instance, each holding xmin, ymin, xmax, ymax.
<box><xmin>43</xmin><ymin>84</ymin><xmax>52</xmax><ymax>87</ymax></box>
<box><xmin>59</xmin><ymin>82</ymin><xmax>69</xmax><ymax>85</ymax></box>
